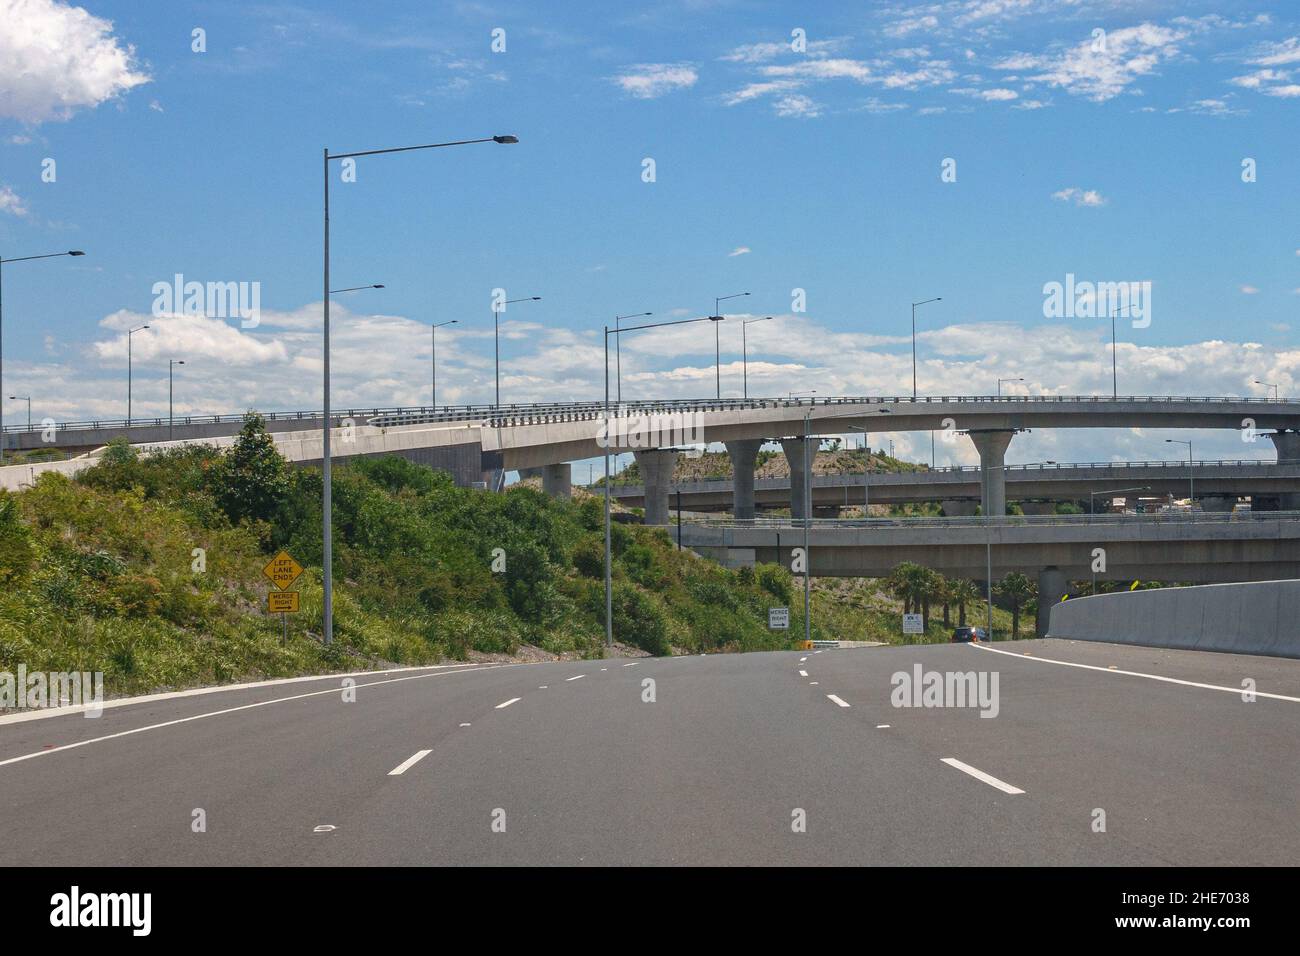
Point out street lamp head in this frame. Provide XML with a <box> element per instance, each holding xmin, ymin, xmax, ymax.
<box><xmin>372</xmin><ymin>284</ymin><xmax>384</xmax><ymax>289</ymax></box>
<box><xmin>492</xmin><ymin>135</ymin><xmax>520</xmax><ymax>144</ymax></box>
<box><xmin>708</xmin><ymin>315</ymin><xmax>724</xmax><ymax>322</ymax></box>
<box><xmin>68</xmin><ymin>250</ymin><xmax>85</xmax><ymax>257</ymax></box>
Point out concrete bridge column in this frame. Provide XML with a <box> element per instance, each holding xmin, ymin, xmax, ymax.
<box><xmin>780</xmin><ymin>437</ymin><xmax>812</xmax><ymax>520</ymax></box>
<box><xmin>968</xmin><ymin>430</ymin><xmax>1016</xmax><ymax>517</ymax></box>
<box><xmin>633</xmin><ymin>449</ymin><xmax>676</xmax><ymax>525</ymax></box>
<box><xmin>726</xmin><ymin>439</ymin><xmax>764</xmax><ymax>519</ymax></box>
<box><xmin>1268</xmin><ymin>430</ymin><xmax>1300</xmax><ymax>509</ymax></box>
<box><xmin>1036</xmin><ymin>566</ymin><xmax>1068</xmax><ymax>638</ymax></box>
<box><xmin>941</xmin><ymin>499</ymin><xmax>978</xmax><ymax>517</ymax></box>
<box><xmin>541</xmin><ymin>463</ymin><xmax>571</xmax><ymax>499</ymax></box>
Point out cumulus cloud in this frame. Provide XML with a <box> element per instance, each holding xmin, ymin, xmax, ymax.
<box><xmin>613</xmin><ymin>63</ymin><xmax>697</xmax><ymax>98</ymax></box>
<box><xmin>0</xmin><ymin>184</ymin><xmax>29</xmax><ymax>216</ymax></box>
<box><xmin>1052</xmin><ymin>186</ymin><xmax>1107</xmax><ymax>207</ymax></box>
<box><xmin>993</xmin><ymin>23</ymin><xmax>1185</xmax><ymax>102</ymax></box>
<box><xmin>0</xmin><ymin>0</ymin><xmax>150</xmax><ymax>123</ymax></box>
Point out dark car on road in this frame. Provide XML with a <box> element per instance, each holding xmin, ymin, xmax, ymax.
<box><xmin>951</xmin><ymin>626</ymin><xmax>987</xmax><ymax>643</ymax></box>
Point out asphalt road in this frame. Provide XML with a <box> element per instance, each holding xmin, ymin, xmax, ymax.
<box><xmin>1</xmin><ymin>639</ymin><xmax>1297</xmax><ymax>866</ymax></box>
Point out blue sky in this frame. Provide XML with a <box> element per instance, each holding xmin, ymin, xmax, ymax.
<box><xmin>1</xmin><ymin>0</ymin><xmax>1298</xmax><ymax>467</ymax></box>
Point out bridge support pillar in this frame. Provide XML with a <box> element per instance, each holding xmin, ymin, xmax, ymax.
<box><xmin>780</xmin><ymin>437</ymin><xmax>812</xmax><ymax>520</ymax></box>
<box><xmin>541</xmin><ymin>463</ymin><xmax>571</xmax><ymax>499</ymax></box>
<box><xmin>1199</xmin><ymin>494</ymin><xmax>1236</xmax><ymax>513</ymax></box>
<box><xmin>633</xmin><ymin>449</ymin><xmax>676</xmax><ymax>525</ymax></box>
<box><xmin>941</xmin><ymin>499</ymin><xmax>978</xmax><ymax>517</ymax></box>
<box><xmin>968</xmin><ymin>430</ymin><xmax>1016</xmax><ymax>517</ymax></box>
<box><xmin>1036</xmin><ymin>566</ymin><xmax>1068</xmax><ymax>638</ymax></box>
<box><xmin>1268</xmin><ymin>430</ymin><xmax>1300</xmax><ymax>509</ymax></box>
<box><xmin>517</xmin><ymin>466</ymin><xmax>542</xmax><ymax>481</ymax></box>
<box><xmin>726</xmin><ymin>439</ymin><xmax>764</xmax><ymax>519</ymax></box>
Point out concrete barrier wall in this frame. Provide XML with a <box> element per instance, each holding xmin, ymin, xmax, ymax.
<box><xmin>1047</xmin><ymin>579</ymin><xmax>1300</xmax><ymax>659</ymax></box>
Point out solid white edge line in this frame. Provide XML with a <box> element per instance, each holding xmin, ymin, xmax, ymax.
<box><xmin>388</xmin><ymin>749</ymin><xmax>432</xmax><ymax>776</ymax></box>
<box><xmin>0</xmin><ymin>661</ymin><xmax>488</xmax><ymax>727</ymax></box>
<box><xmin>826</xmin><ymin>694</ymin><xmax>850</xmax><ymax>708</ymax></box>
<box><xmin>969</xmin><ymin>642</ymin><xmax>1300</xmax><ymax>703</ymax></box>
<box><xmin>495</xmin><ymin>697</ymin><xmax>521</xmax><ymax>709</ymax></box>
<box><xmin>941</xmin><ymin>757</ymin><xmax>1025</xmax><ymax>794</ymax></box>
<box><xmin>0</xmin><ymin>664</ymin><xmax>514</xmax><ymax>770</ymax></box>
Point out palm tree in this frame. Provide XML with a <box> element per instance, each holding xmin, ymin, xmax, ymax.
<box><xmin>887</xmin><ymin>562</ymin><xmax>931</xmax><ymax>619</ymax></box>
<box><xmin>995</xmin><ymin>572</ymin><xmax>1035</xmax><ymax>640</ymax></box>
<box><xmin>951</xmin><ymin>578</ymin><xmax>980</xmax><ymax>626</ymax></box>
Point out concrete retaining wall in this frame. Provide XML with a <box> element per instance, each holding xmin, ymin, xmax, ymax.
<box><xmin>1047</xmin><ymin>579</ymin><xmax>1300</xmax><ymax>659</ymax></box>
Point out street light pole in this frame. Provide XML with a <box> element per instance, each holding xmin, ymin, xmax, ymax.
<box><xmin>0</xmin><ymin>250</ymin><xmax>84</xmax><ymax>465</ymax></box>
<box><xmin>911</xmin><ymin>297</ymin><xmax>941</xmax><ymax>400</ymax></box>
<box><xmin>127</xmin><ymin>324</ymin><xmax>150</xmax><ymax>426</ymax></box>
<box><xmin>431</xmin><ymin>319</ymin><xmax>457</xmax><ymax>407</ymax></box>
<box><xmin>322</xmin><ymin>134</ymin><xmax>517</xmax><ymax>645</ymax></box>
<box><xmin>7</xmin><ymin>395</ymin><xmax>31</xmax><ymax>432</ymax></box>
<box><xmin>603</xmin><ymin>314</ymin><xmax>721</xmax><ymax>647</ymax></box>
<box><xmin>1255</xmin><ymin>380</ymin><xmax>1280</xmax><ymax>401</ymax></box>
<box><xmin>742</xmin><ymin>316</ymin><xmax>772</xmax><ymax>400</ymax></box>
<box><xmin>168</xmin><ymin>360</ymin><xmax>184</xmax><ymax>440</ymax></box>
<box><xmin>997</xmin><ymin>377</ymin><xmax>1023</xmax><ymax>397</ymax></box>
<box><xmin>613</xmin><ymin>312</ymin><xmax>651</xmax><ymax>404</ymax></box>
<box><xmin>1166</xmin><ymin>439</ymin><xmax>1193</xmax><ymax>506</ymax></box>
<box><xmin>493</xmin><ymin>295</ymin><xmax>541</xmax><ymax>408</ymax></box>
<box><xmin>712</xmin><ymin>292</ymin><xmax>749</xmax><ymax>399</ymax></box>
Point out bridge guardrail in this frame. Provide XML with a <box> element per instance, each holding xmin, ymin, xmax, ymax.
<box><xmin>8</xmin><ymin>393</ymin><xmax>1300</xmax><ymax>435</ymax></box>
<box><xmin>682</xmin><ymin>511</ymin><xmax>1300</xmax><ymax>530</ymax></box>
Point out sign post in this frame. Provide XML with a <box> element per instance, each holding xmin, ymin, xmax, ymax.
<box><xmin>263</xmin><ymin>551</ymin><xmax>304</xmax><ymax>643</ymax></box>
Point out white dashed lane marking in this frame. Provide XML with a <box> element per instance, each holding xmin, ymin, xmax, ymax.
<box><xmin>826</xmin><ymin>694</ymin><xmax>850</xmax><ymax>708</ymax></box>
<box><xmin>387</xmin><ymin>750</ymin><xmax>432</xmax><ymax>776</ymax></box>
<box><xmin>565</xmin><ymin>674</ymin><xmax>585</xmax><ymax>682</ymax></box>
<box><xmin>941</xmin><ymin>757</ymin><xmax>1024</xmax><ymax>795</ymax></box>
<box><xmin>495</xmin><ymin>697</ymin><xmax>521</xmax><ymax>709</ymax></box>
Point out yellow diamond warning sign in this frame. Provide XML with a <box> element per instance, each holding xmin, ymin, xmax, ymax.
<box><xmin>263</xmin><ymin>551</ymin><xmax>304</xmax><ymax>591</ymax></box>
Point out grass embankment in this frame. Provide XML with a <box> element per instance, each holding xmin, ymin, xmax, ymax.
<box><xmin>0</xmin><ymin>418</ymin><xmax>830</xmax><ymax>698</ymax></box>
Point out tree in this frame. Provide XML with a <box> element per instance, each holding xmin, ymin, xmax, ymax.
<box><xmin>996</xmin><ymin>572</ymin><xmax>1035</xmax><ymax>639</ymax></box>
<box><xmin>950</xmin><ymin>578</ymin><xmax>980</xmax><ymax>626</ymax></box>
<box><xmin>887</xmin><ymin>562</ymin><xmax>932</xmax><ymax>620</ymax></box>
<box><xmin>208</xmin><ymin>413</ymin><xmax>290</xmax><ymax>524</ymax></box>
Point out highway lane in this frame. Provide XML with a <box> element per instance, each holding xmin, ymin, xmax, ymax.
<box><xmin>0</xmin><ymin>641</ymin><xmax>1296</xmax><ymax>865</ymax></box>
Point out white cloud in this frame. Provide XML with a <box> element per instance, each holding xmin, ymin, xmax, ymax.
<box><xmin>1240</xmin><ymin>285</ymin><xmax>1260</xmax><ymax>294</ymax></box>
<box><xmin>720</xmin><ymin>37</ymin><xmax>846</xmax><ymax>63</ymax></box>
<box><xmin>1052</xmin><ymin>186</ymin><xmax>1107</xmax><ymax>207</ymax></box>
<box><xmin>1012</xmin><ymin>98</ymin><xmax>1047</xmax><ymax>109</ymax></box>
<box><xmin>773</xmin><ymin>93</ymin><xmax>820</xmax><ymax>118</ymax></box>
<box><xmin>1248</xmin><ymin>36</ymin><xmax>1300</xmax><ymax>66</ymax></box>
<box><xmin>614</xmin><ymin>63</ymin><xmax>697</xmax><ymax>99</ymax></box>
<box><xmin>0</xmin><ymin>184</ymin><xmax>29</xmax><ymax>216</ymax></box>
<box><xmin>978</xmin><ymin>87</ymin><xmax>1018</xmax><ymax>100</ymax></box>
<box><xmin>0</xmin><ymin>0</ymin><xmax>150</xmax><ymax>123</ymax></box>
<box><xmin>728</xmin><ymin>246</ymin><xmax>751</xmax><ymax>257</ymax></box>
<box><xmin>994</xmin><ymin>23</ymin><xmax>1185</xmax><ymax>103</ymax></box>
<box><xmin>1262</xmin><ymin>84</ymin><xmax>1300</xmax><ymax>97</ymax></box>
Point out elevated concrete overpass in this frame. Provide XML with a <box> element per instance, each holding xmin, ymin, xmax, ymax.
<box><xmin>679</xmin><ymin>512</ymin><xmax>1300</xmax><ymax>635</ymax></box>
<box><xmin>607</xmin><ymin>458</ymin><xmax>1300</xmax><ymax>515</ymax></box>
<box><xmin>6</xmin><ymin>395</ymin><xmax>1300</xmax><ymax>515</ymax></box>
